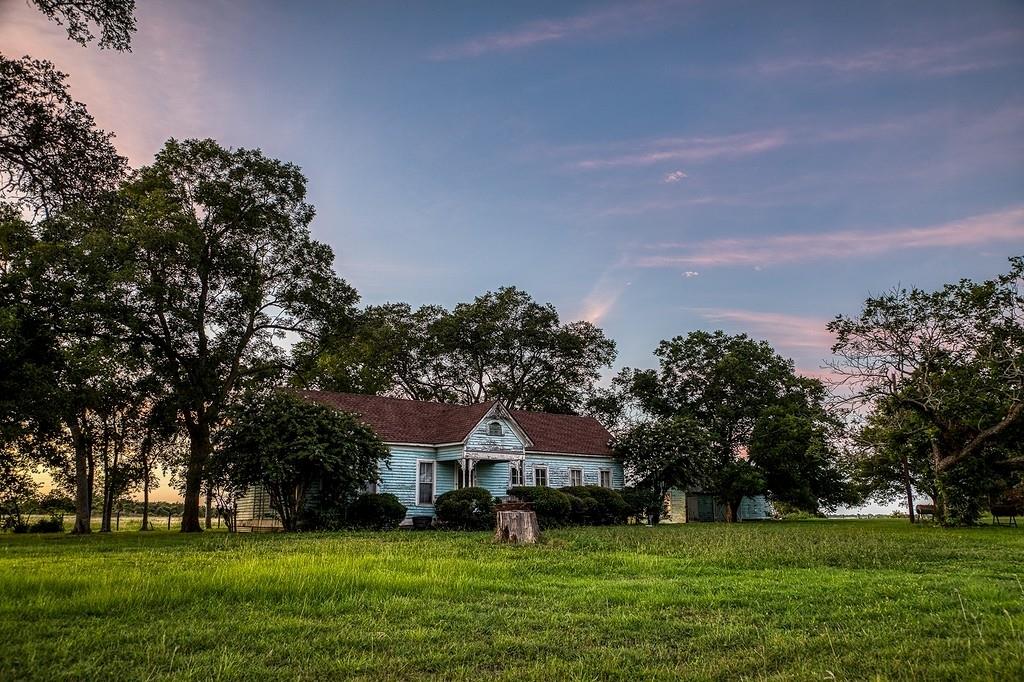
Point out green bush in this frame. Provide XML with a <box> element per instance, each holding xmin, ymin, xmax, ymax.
<box><xmin>347</xmin><ymin>493</ymin><xmax>407</xmax><ymax>530</ymax></box>
<box><xmin>507</xmin><ymin>486</ymin><xmax>574</xmax><ymax>528</ymax></box>
<box><xmin>620</xmin><ymin>486</ymin><xmax>664</xmax><ymax>522</ymax></box>
<box><xmin>434</xmin><ymin>487</ymin><xmax>496</xmax><ymax>530</ymax></box>
<box><xmin>28</xmin><ymin>516</ymin><xmax>64</xmax><ymax>533</ymax></box>
<box><xmin>560</xmin><ymin>486</ymin><xmax>630</xmax><ymax>525</ymax></box>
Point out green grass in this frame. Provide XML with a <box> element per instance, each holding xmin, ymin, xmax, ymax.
<box><xmin>1</xmin><ymin>520</ymin><xmax>1022</xmax><ymax>681</ymax></box>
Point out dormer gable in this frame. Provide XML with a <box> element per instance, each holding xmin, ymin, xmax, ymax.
<box><xmin>464</xmin><ymin>401</ymin><xmax>532</xmax><ymax>455</ymax></box>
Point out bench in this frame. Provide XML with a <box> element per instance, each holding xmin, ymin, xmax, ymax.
<box><xmin>991</xmin><ymin>504</ymin><xmax>1019</xmax><ymax>527</ymax></box>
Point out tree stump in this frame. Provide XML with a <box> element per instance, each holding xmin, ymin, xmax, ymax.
<box><xmin>494</xmin><ymin>502</ymin><xmax>539</xmax><ymax>545</ymax></box>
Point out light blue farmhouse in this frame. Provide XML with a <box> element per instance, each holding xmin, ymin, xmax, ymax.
<box><xmin>237</xmin><ymin>390</ymin><xmax>624</xmax><ymax>528</ymax></box>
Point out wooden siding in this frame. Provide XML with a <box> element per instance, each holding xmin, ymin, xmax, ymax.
<box><xmin>464</xmin><ymin>416</ymin><xmax>525</xmax><ymax>456</ymax></box>
<box><xmin>435</xmin><ymin>444</ymin><xmax>466</xmax><ymax>462</ymax></box>
<box><xmin>682</xmin><ymin>492</ymin><xmax>770</xmax><ymax>521</ymax></box>
<box><xmin>523</xmin><ymin>453</ymin><xmax>624</xmax><ymax>489</ymax></box>
<box><xmin>379</xmin><ymin>445</ymin><xmax>436</xmax><ymax>517</ymax></box>
<box><xmin>473</xmin><ymin>460</ymin><xmax>510</xmax><ymax>496</ymax></box>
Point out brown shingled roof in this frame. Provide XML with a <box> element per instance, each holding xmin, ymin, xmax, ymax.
<box><xmin>293</xmin><ymin>390</ymin><xmax>613</xmax><ymax>456</ymax></box>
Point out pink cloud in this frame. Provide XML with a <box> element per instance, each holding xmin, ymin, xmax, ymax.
<box><xmin>633</xmin><ymin>206</ymin><xmax>1024</xmax><ymax>268</ymax></box>
<box><xmin>577</xmin><ymin>269</ymin><xmax>631</xmax><ymax>325</ymax></box>
<box><xmin>692</xmin><ymin>308</ymin><xmax>834</xmax><ymax>351</ymax></box>
<box><xmin>0</xmin><ymin>2</ymin><xmax>231</xmax><ymax>166</ymax></box>
<box><xmin>575</xmin><ymin>131</ymin><xmax>787</xmax><ymax>170</ymax></box>
<box><xmin>429</xmin><ymin>1</ymin><xmax>691</xmax><ymax>61</ymax></box>
<box><xmin>757</xmin><ymin>29</ymin><xmax>1023</xmax><ymax>78</ymax></box>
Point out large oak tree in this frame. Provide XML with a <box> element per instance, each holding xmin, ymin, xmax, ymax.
<box><xmin>828</xmin><ymin>257</ymin><xmax>1024</xmax><ymax>519</ymax></box>
<box><xmin>113</xmin><ymin>138</ymin><xmax>358</xmax><ymax>532</ymax></box>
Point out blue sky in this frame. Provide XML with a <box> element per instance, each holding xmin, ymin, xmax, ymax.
<box><xmin>3</xmin><ymin>0</ymin><xmax>1023</xmax><ymax>379</ymax></box>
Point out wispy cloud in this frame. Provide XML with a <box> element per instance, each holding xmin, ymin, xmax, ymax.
<box><xmin>683</xmin><ymin>271</ymin><xmax>699</xmax><ymax>278</ymax></box>
<box><xmin>429</xmin><ymin>0</ymin><xmax>691</xmax><ymax>61</ymax></box>
<box><xmin>692</xmin><ymin>308</ymin><xmax>841</xmax><ymax>380</ymax></box>
<box><xmin>663</xmin><ymin>170</ymin><xmax>688</xmax><ymax>183</ymax></box>
<box><xmin>693</xmin><ymin>308</ymin><xmax>833</xmax><ymax>350</ymax></box>
<box><xmin>574</xmin><ymin>131</ymin><xmax>787</xmax><ymax>170</ymax></box>
<box><xmin>757</xmin><ymin>29</ymin><xmax>1023</xmax><ymax>78</ymax></box>
<box><xmin>578</xmin><ymin>268</ymin><xmax>631</xmax><ymax>325</ymax></box>
<box><xmin>632</xmin><ymin>206</ymin><xmax>1024</xmax><ymax>269</ymax></box>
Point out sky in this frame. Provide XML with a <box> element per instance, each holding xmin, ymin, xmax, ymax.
<box><xmin>3</xmin><ymin>1</ymin><xmax>1024</xmax><ymax>505</ymax></box>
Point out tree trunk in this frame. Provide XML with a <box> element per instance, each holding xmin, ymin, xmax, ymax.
<box><xmin>140</xmin><ymin>462</ymin><xmax>150</xmax><ymax>531</ymax></box>
<box><xmin>181</xmin><ymin>425</ymin><xmax>212</xmax><ymax>532</ymax></box>
<box><xmin>69</xmin><ymin>418</ymin><xmax>91</xmax><ymax>535</ymax></box>
<box><xmin>901</xmin><ymin>454</ymin><xmax>916</xmax><ymax>524</ymax></box>
<box><xmin>100</xmin><ymin>438</ymin><xmax>117</xmax><ymax>533</ymax></box>
<box><xmin>931</xmin><ymin>442</ymin><xmax>948</xmax><ymax>525</ymax></box>
<box><xmin>727</xmin><ymin>499</ymin><xmax>741</xmax><ymax>523</ymax></box>
<box><xmin>495</xmin><ymin>510</ymin><xmax>539</xmax><ymax>544</ymax></box>
<box><xmin>204</xmin><ymin>487</ymin><xmax>213</xmax><ymax>529</ymax></box>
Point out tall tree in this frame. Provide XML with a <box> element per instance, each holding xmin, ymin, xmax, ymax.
<box><xmin>853</xmin><ymin>405</ymin><xmax>938</xmax><ymax>523</ymax></box>
<box><xmin>625</xmin><ymin>331</ymin><xmax>795</xmax><ymax>462</ymax></box>
<box><xmin>114</xmin><ymin>138</ymin><xmax>359</xmax><ymax>532</ymax></box>
<box><xmin>748</xmin><ymin>380</ymin><xmax>858</xmax><ymax>515</ymax></box>
<box><xmin>615</xmin><ymin>331</ymin><xmax>851</xmax><ymax>519</ymax></box>
<box><xmin>1</xmin><ymin>202</ymin><xmax>134</xmax><ymax>534</ymax></box>
<box><xmin>828</xmin><ymin>257</ymin><xmax>1024</xmax><ymax>521</ymax></box>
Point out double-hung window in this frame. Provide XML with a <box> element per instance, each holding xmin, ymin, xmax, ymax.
<box><xmin>417</xmin><ymin>461</ymin><xmax>435</xmax><ymax>505</ymax></box>
<box><xmin>509</xmin><ymin>461</ymin><xmax>524</xmax><ymax>487</ymax></box>
<box><xmin>599</xmin><ymin>469</ymin><xmax>612</xmax><ymax>488</ymax></box>
<box><xmin>534</xmin><ymin>465</ymin><xmax>548</xmax><ymax>487</ymax></box>
<box><xmin>569</xmin><ymin>468</ymin><xmax>583</xmax><ymax>487</ymax></box>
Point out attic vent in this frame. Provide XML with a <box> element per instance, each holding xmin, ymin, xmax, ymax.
<box><xmin>487</xmin><ymin>421</ymin><xmax>503</xmax><ymax>436</ymax></box>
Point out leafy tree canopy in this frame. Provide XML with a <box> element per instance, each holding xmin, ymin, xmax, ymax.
<box><xmin>0</xmin><ymin>56</ymin><xmax>125</xmax><ymax>218</ymax></box>
<box><xmin>612</xmin><ymin>331</ymin><xmax>853</xmax><ymax>519</ymax></box>
<box><xmin>214</xmin><ymin>391</ymin><xmax>389</xmax><ymax>531</ymax></box>
<box><xmin>829</xmin><ymin>256</ymin><xmax>1024</xmax><ymax>522</ymax></box>
<box><xmin>612</xmin><ymin>416</ymin><xmax>713</xmax><ymax>524</ymax></box>
<box><xmin>29</xmin><ymin>0</ymin><xmax>137</xmax><ymax>51</ymax></box>
<box><xmin>295</xmin><ymin>286</ymin><xmax>616</xmax><ymax>414</ymax></box>
<box><xmin>112</xmin><ymin>138</ymin><xmax>360</xmax><ymax>531</ymax></box>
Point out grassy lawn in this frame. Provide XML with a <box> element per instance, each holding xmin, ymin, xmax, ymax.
<box><xmin>1</xmin><ymin>520</ymin><xmax>1022</xmax><ymax>681</ymax></box>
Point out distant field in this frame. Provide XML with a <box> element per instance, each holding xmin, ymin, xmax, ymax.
<box><xmin>1</xmin><ymin>520</ymin><xmax>1022</xmax><ymax>680</ymax></box>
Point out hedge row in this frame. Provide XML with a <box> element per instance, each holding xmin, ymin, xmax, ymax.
<box><xmin>299</xmin><ymin>492</ymin><xmax>408</xmax><ymax>531</ymax></box>
<box><xmin>507</xmin><ymin>485</ymin><xmax>633</xmax><ymax>528</ymax></box>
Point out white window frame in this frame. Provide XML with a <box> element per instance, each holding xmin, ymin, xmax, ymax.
<box><xmin>509</xmin><ymin>461</ymin><xmax>524</xmax><ymax>487</ymax></box>
<box><xmin>487</xmin><ymin>421</ymin><xmax>503</xmax><ymax>436</ymax></box>
<box><xmin>569</xmin><ymin>467</ymin><xmax>583</xmax><ymax>487</ymax></box>
<box><xmin>416</xmin><ymin>459</ymin><xmax>436</xmax><ymax>506</ymax></box>
<box><xmin>599</xmin><ymin>469</ymin><xmax>612</xmax><ymax>489</ymax></box>
<box><xmin>534</xmin><ymin>465</ymin><xmax>548</xmax><ymax>487</ymax></box>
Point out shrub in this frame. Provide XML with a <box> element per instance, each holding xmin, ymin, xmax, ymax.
<box><xmin>620</xmin><ymin>486</ymin><xmax>665</xmax><ymax>523</ymax></box>
<box><xmin>434</xmin><ymin>487</ymin><xmax>496</xmax><ymax>530</ymax></box>
<box><xmin>560</xmin><ymin>486</ymin><xmax>630</xmax><ymax>525</ymax></box>
<box><xmin>347</xmin><ymin>493</ymin><xmax>407</xmax><ymax>530</ymax></box>
<box><xmin>507</xmin><ymin>486</ymin><xmax>574</xmax><ymax>528</ymax></box>
<box><xmin>28</xmin><ymin>516</ymin><xmax>64</xmax><ymax>533</ymax></box>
